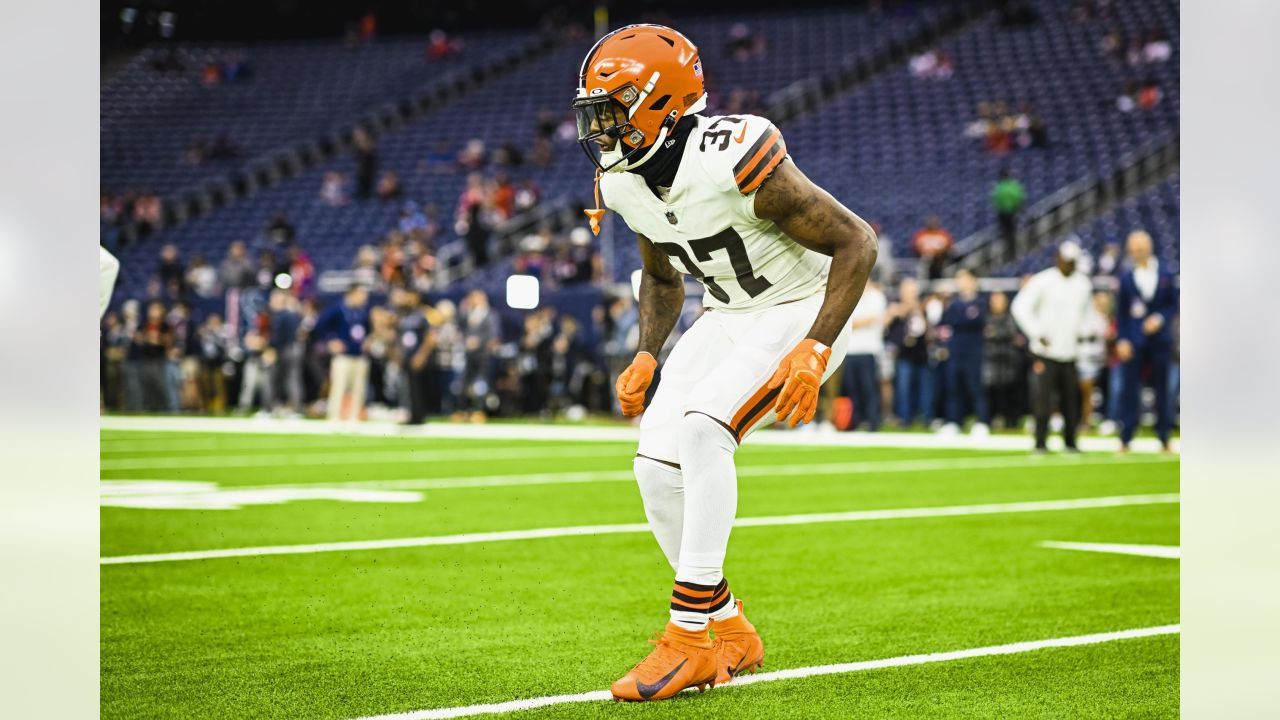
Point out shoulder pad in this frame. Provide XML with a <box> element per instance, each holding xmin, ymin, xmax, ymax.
<box><xmin>692</xmin><ymin>114</ymin><xmax>788</xmax><ymax>196</ymax></box>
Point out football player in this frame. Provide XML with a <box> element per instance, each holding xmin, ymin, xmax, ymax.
<box><xmin>573</xmin><ymin>25</ymin><xmax>878</xmax><ymax>701</ymax></box>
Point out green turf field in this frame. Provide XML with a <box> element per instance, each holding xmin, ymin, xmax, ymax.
<box><xmin>100</xmin><ymin>428</ymin><xmax>1179</xmax><ymax>719</ymax></box>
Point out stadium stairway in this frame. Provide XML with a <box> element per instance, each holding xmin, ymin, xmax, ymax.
<box><xmin>951</xmin><ymin>133</ymin><xmax>1180</xmax><ymax>274</ymax></box>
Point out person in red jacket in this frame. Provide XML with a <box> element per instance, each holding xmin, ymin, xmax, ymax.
<box><xmin>913</xmin><ymin>215</ymin><xmax>954</xmax><ymax>280</ymax></box>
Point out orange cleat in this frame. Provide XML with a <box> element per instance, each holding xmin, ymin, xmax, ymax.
<box><xmin>710</xmin><ymin>600</ymin><xmax>765</xmax><ymax>685</ymax></box>
<box><xmin>610</xmin><ymin>623</ymin><xmax>718</xmax><ymax>702</ymax></box>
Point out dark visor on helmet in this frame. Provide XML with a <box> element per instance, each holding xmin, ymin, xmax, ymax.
<box><xmin>572</xmin><ymin>95</ymin><xmax>646</xmax><ymax>172</ymax></box>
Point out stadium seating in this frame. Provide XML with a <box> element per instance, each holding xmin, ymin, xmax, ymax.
<box><xmin>109</xmin><ymin>5</ymin><xmax>956</xmax><ymax>299</ymax></box>
<box><xmin>101</xmin><ymin>30</ymin><xmax>537</xmax><ymax>195</ymax></box>
<box><xmin>998</xmin><ymin>175</ymin><xmax>1179</xmax><ymax>276</ymax></box>
<box><xmin>611</xmin><ymin>0</ymin><xmax>1179</xmax><ymax>282</ymax></box>
<box><xmin>108</xmin><ymin>0</ymin><xmax>1179</xmax><ymax>303</ymax></box>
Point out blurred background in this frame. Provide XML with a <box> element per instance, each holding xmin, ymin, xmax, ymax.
<box><xmin>98</xmin><ymin>0</ymin><xmax>1178</xmax><ymax>440</ymax></box>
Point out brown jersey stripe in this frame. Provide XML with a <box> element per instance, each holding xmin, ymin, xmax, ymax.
<box><xmin>730</xmin><ymin>382</ymin><xmax>774</xmax><ymax>430</ymax></box>
<box><xmin>733</xmin><ymin>130</ymin><xmax>783</xmax><ymax>187</ymax></box>
<box><xmin>734</xmin><ymin>385</ymin><xmax>782</xmax><ymax>440</ymax></box>
<box><xmin>733</xmin><ymin>124</ymin><xmax>779</xmax><ymax>178</ymax></box>
<box><xmin>738</xmin><ymin>141</ymin><xmax>787</xmax><ymax>194</ymax></box>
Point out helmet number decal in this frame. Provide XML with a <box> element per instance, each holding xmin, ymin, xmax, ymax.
<box><xmin>699</xmin><ymin>116</ymin><xmax>746</xmax><ymax>153</ymax></box>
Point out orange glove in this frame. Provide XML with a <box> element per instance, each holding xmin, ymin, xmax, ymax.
<box><xmin>615</xmin><ymin>352</ymin><xmax>658</xmax><ymax>417</ymax></box>
<box><xmin>767</xmin><ymin>339</ymin><xmax>831</xmax><ymax>427</ymax></box>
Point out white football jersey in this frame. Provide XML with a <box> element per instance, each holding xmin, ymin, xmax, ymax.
<box><xmin>601</xmin><ymin>113</ymin><xmax>830</xmax><ymax>312</ymax></box>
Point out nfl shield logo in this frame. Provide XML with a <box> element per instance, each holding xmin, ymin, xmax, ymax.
<box><xmin>666</xmin><ymin>211</ymin><xmax>678</xmax><ymax>225</ymax></box>
<box><xmin>693</xmin><ymin>60</ymin><xmax>702</xmax><ymax>79</ymax></box>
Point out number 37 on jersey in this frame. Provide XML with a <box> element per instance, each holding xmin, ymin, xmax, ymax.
<box><xmin>599</xmin><ymin>113</ymin><xmax>831</xmax><ymax>312</ymax></box>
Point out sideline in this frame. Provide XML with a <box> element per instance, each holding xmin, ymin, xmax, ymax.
<box><xmin>101</xmin><ymin>415</ymin><xmax>1177</xmax><ymax>454</ymax></box>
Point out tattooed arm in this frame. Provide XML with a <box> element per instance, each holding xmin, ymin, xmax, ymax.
<box><xmin>754</xmin><ymin>158</ymin><xmax>878</xmax><ymax>346</ymax></box>
<box><xmin>635</xmin><ymin>233</ymin><xmax>685</xmax><ymax>358</ymax></box>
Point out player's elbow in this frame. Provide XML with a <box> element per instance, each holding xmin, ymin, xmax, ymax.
<box><xmin>844</xmin><ymin>219</ymin><xmax>878</xmax><ymax>272</ymax></box>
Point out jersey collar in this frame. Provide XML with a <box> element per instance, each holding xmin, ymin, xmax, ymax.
<box><xmin>631</xmin><ymin>116</ymin><xmax>697</xmax><ymax>198</ymax></box>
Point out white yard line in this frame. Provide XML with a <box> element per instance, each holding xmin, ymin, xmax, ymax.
<box><xmin>99</xmin><ymin>439</ymin><xmax>492</xmax><ymax>454</ymax></box>
<box><xmin>100</xmin><ymin>415</ymin><xmax>1178</xmax><ymax>454</ymax></box>
<box><xmin>98</xmin><ymin>439</ymin><xmax>828</xmax><ymax>456</ymax></box>
<box><xmin>349</xmin><ymin>624</ymin><xmax>1181</xmax><ymax>720</ymax></box>
<box><xmin>100</xmin><ymin>493</ymin><xmax>1178</xmax><ymax>565</ymax></box>
<box><xmin>100</xmin><ymin>445</ymin><xmax>632</xmax><ymax>471</ymax></box>
<box><xmin>199</xmin><ymin>453</ymin><xmax>1173</xmax><ymax>493</ymax></box>
<box><xmin>1041</xmin><ymin>541</ymin><xmax>1181</xmax><ymax>559</ymax></box>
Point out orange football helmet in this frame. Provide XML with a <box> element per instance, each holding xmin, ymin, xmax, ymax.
<box><xmin>573</xmin><ymin>24</ymin><xmax>707</xmax><ymax>174</ymax></box>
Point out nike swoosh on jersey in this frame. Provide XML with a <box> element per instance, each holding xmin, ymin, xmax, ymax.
<box><xmin>734</xmin><ymin>124</ymin><xmax>748</xmax><ymax>143</ymax></box>
<box><xmin>636</xmin><ymin>658</ymin><xmax>687</xmax><ymax>699</ymax></box>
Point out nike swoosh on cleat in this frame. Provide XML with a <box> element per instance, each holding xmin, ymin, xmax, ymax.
<box><xmin>727</xmin><ymin>655</ymin><xmax>747</xmax><ymax>678</ymax></box>
<box><xmin>636</xmin><ymin>659</ymin><xmax>687</xmax><ymax>699</ymax></box>
<box><xmin>734</xmin><ymin>124</ymin><xmax>749</xmax><ymax>143</ymax></box>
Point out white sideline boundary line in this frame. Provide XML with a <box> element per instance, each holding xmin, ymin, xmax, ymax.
<box><xmin>100</xmin><ymin>493</ymin><xmax>1178</xmax><ymax>565</ymax></box>
<box><xmin>100</xmin><ymin>415</ymin><xmax>1178</xmax><ymax>454</ymax></box>
<box><xmin>1041</xmin><ymin>541</ymin><xmax>1181</xmax><ymax>559</ymax></box>
<box><xmin>214</xmin><ymin>453</ymin><xmax>1172</xmax><ymax>493</ymax></box>
<box><xmin>350</xmin><ymin>624</ymin><xmax>1181</xmax><ymax>720</ymax></box>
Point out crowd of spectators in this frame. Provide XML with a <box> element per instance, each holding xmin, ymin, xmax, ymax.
<box><xmin>100</xmin><ymin>11</ymin><xmax>1178</xmax><ymax>445</ymax></box>
<box><xmin>964</xmin><ymin>100</ymin><xmax>1050</xmax><ymax>155</ymax></box>
<box><xmin>102</xmin><ymin>219</ymin><xmax>1176</xmax><ymax>450</ymax></box>
<box><xmin>955</xmin><ymin>8</ymin><xmax>1175</xmax><ymax>151</ymax></box>
<box><xmin>100</xmin><ymin>281</ymin><xmax>619</xmax><ymax>423</ymax></box>
<box><xmin>101</xmin><ymin>191</ymin><xmax>163</xmax><ymax>243</ymax></box>
<box><xmin>818</xmin><ymin>230</ymin><xmax>1177</xmax><ymax>450</ymax></box>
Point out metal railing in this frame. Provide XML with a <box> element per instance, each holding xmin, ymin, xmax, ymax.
<box><xmin>950</xmin><ymin>135</ymin><xmax>1180</xmax><ymax>273</ymax></box>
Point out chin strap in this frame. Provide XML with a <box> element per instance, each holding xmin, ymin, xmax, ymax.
<box><xmin>608</xmin><ymin>120</ymin><xmax>671</xmax><ymax>173</ymax></box>
<box><xmin>584</xmin><ymin>110</ymin><xmax>678</xmax><ymax>235</ymax></box>
<box><xmin>584</xmin><ymin>168</ymin><xmax>605</xmax><ymax>236</ymax></box>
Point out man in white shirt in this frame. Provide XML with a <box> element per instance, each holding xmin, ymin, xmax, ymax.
<box><xmin>841</xmin><ymin>279</ymin><xmax>888</xmax><ymax>430</ymax></box>
<box><xmin>1010</xmin><ymin>241</ymin><xmax>1093</xmax><ymax>452</ymax></box>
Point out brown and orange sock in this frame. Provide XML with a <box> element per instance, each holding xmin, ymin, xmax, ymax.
<box><xmin>670</xmin><ymin>578</ymin><xmax>734</xmax><ymax>630</ymax></box>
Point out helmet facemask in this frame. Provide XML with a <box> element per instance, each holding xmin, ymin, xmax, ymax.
<box><xmin>573</xmin><ymin>88</ymin><xmax>651</xmax><ymax>173</ymax></box>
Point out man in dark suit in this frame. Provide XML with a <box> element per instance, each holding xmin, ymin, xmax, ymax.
<box><xmin>1115</xmin><ymin>230</ymin><xmax>1178</xmax><ymax>452</ymax></box>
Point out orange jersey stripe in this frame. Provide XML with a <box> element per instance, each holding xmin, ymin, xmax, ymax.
<box><xmin>733</xmin><ymin>129</ymin><xmax>783</xmax><ymax>185</ymax></box>
<box><xmin>738</xmin><ymin>145</ymin><xmax>787</xmax><ymax>194</ymax></box>
<box><xmin>736</xmin><ymin>392</ymin><xmax>778</xmax><ymax>440</ymax></box>
<box><xmin>730</xmin><ymin>381</ymin><xmax>774</xmax><ymax>430</ymax></box>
